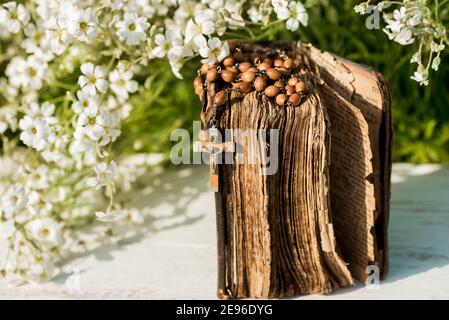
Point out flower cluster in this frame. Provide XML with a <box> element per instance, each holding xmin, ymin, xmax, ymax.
<box><xmin>355</xmin><ymin>0</ymin><xmax>448</xmax><ymax>86</ymax></box>
<box><xmin>0</xmin><ymin>1</ymin><xmax>308</xmax><ymax>283</ymax></box>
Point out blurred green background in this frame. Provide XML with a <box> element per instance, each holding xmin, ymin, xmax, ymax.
<box><xmin>119</xmin><ymin>0</ymin><xmax>449</xmax><ymax>164</ymax></box>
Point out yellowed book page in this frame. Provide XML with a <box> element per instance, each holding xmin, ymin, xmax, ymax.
<box><xmin>322</xmin><ymin>85</ymin><xmax>377</xmax><ymax>281</ymax></box>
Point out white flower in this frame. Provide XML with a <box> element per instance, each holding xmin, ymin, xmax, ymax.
<box><xmin>411</xmin><ymin>70</ymin><xmax>429</xmax><ymax>86</ymax></box>
<box><xmin>430</xmin><ymin>41</ymin><xmax>445</xmax><ymax>53</ymax></box>
<box><xmin>272</xmin><ymin>0</ymin><xmax>289</xmax><ymax>11</ymax></box>
<box><xmin>77</xmin><ymin>106</ymin><xmax>109</xmax><ymax>141</ymax></box>
<box><xmin>395</xmin><ymin>28</ymin><xmax>414</xmax><ymax>45</ymax></box>
<box><xmin>410</xmin><ymin>51</ymin><xmax>421</xmax><ymax>64</ymax></box>
<box><xmin>99</xmin><ymin>125</ymin><xmax>121</xmax><ymax>146</ymax></box>
<box><xmin>151</xmin><ymin>32</ymin><xmax>183</xmax><ymax>58</ymax></box>
<box><xmin>22</xmin><ymin>23</ymin><xmax>49</xmax><ymax>54</ymax></box>
<box><xmin>248</xmin><ymin>6</ymin><xmax>263</xmax><ymax>23</ymax></box>
<box><xmin>116</xmin><ymin>12</ymin><xmax>150</xmax><ymax>46</ymax></box>
<box><xmin>151</xmin><ymin>0</ymin><xmax>173</xmax><ymax>16</ymax></box>
<box><xmin>72</xmin><ymin>90</ymin><xmax>99</xmax><ymax>114</ymax></box>
<box><xmin>86</xmin><ymin>160</ymin><xmax>117</xmax><ymax>190</ymax></box>
<box><xmin>385</xmin><ymin>9</ymin><xmax>404</xmax><ymax>33</ymax></box>
<box><xmin>26</xmin><ymin>102</ymin><xmax>58</xmax><ymax>125</ymax></box>
<box><xmin>102</xmin><ymin>0</ymin><xmax>124</xmax><ymax>10</ymax></box>
<box><xmin>432</xmin><ymin>56</ymin><xmax>441</xmax><ymax>71</ymax></box>
<box><xmin>276</xmin><ymin>1</ymin><xmax>308</xmax><ymax>31</ymax></box>
<box><xmin>23</xmin><ymin>55</ymin><xmax>48</xmax><ymax>90</ymax></box>
<box><xmin>407</xmin><ymin>12</ymin><xmax>421</xmax><ymax>27</ymax></box>
<box><xmin>27</xmin><ymin>218</ymin><xmax>63</xmax><ymax>249</ymax></box>
<box><xmin>41</xmin><ymin>134</ymin><xmax>68</xmax><ymax>163</ymax></box>
<box><xmin>168</xmin><ymin>52</ymin><xmax>184</xmax><ymax>79</ymax></box>
<box><xmin>0</xmin><ymin>106</ymin><xmax>17</xmax><ymax>134</ymax></box>
<box><xmin>354</xmin><ymin>2</ymin><xmax>369</xmax><ymax>15</ymax></box>
<box><xmin>0</xmin><ymin>2</ymin><xmax>30</xmax><ymax>33</ymax></box>
<box><xmin>127</xmin><ymin>0</ymin><xmax>156</xmax><ymax>18</ymax></box>
<box><xmin>68</xmin><ymin>8</ymin><xmax>98</xmax><ymax>42</ymax></box>
<box><xmin>78</xmin><ymin>63</ymin><xmax>109</xmax><ymax>96</ymax></box>
<box><xmin>71</xmin><ymin>127</ymin><xmax>97</xmax><ymax>154</ymax></box>
<box><xmin>45</xmin><ymin>17</ymin><xmax>72</xmax><ymax>55</ymax></box>
<box><xmin>174</xmin><ymin>1</ymin><xmax>201</xmax><ymax>21</ymax></box>
<box><xmin>218</xmin><ymin>1</ymin><xmax>245</xmax><ymax>29</ymax></box>
<box><xmin>95</xmin><ymin>210</ymin><xmax>126</xmax><ymax>222</ymax></box>
<box><xmin>184</xmin><ymin>15</ymin><xmax>215</xmax><ymax>48</ymax></box>
<box><xmin>27</xmin><ymin>165</ymin><xmax>49</xmax><ymax>190</ymax></box>
<box><xmin>109</xmin><ymin>69</ymin><xmax>138</xmax><ymax>100</ymax></box>
<box><xmin>1</xmin><ymin>185</ymin><xmax>27</xmax><ymax>216</ymax></box>
<box><xmin>377</xmin><ymin>1</ymin><xmax>391</xmax><ymax>12</ymax></box>
<box><xmin>5</xmin><ymin>57</ymin><xmax>26</xmax><ymax>87</ymax></box>
<box><xmin>199</xmin><ymin>38</ymin><xmax>230</xmax><ymax>65</ymax></box>
<box><xmin>19</xmin><ymin>115</ymin><xmax>49</xmax><ymax>150</ymax></box>
<box><xmin>6</xmin><ymin>55</ymin><xmax>48</xmax><ymax>90</ymax></box>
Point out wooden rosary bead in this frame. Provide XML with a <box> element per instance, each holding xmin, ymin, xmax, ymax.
<box><xmin>221</xmin><ymin>69</ymin><xmax>236</xmax><ymax>83</ymax></box>
<box><xmin>206</xmin><ymin>68</ymin><xmax>219</xmax><ymax>82</ymax></box>
<box><xmin>274</xmin><ymin>59</ymin><xmax>284</xmax><ymax>68</ymax></box>
<box><xmin>274</xmin><ymin>81</ymin><xmax>284</xmax><ymax>88</ymax></box>
<box><xmin>214</xmin><ymin>91</ymin><xmax>228</xmax><ymax>106</ymax></box>
<box><xmin>223</xmin><ymin>57</ymin><xmax>235</xmax><ymax>68</ymax></box>
<box><xmin>254</xmin><ymin>77</ymin><xmax>267</xmax><ymax>91</ymax></box>
<box><xmin>226</xmin><ymin>66</ymin><xmax>239</xmax><ymax>73</ymax></box>
<box><xmin>238</xmin><ymin>62</ymin><xmax>252</xmax><ymax>72</ymax></box>
<box><xmin>200</xmin><ymin>64</ymin><xmax>210</xmax><ymax>75</ymax></box>
<box><xmin>285</xmin><ymin>85</ymin><xmax>295</xmax><ymax>96</ymax></box>
<box><xmin>257</xmin><ymin>62</ymin><xmax>271</xmax><ymax>71</ymax></box>
<box><xmin>263</xmin><ymin>58</ymin><xmax>273</xmax><ymax>65</ymax></box>
<box><xmin>266</xmin><ymin>68</ymin><xmax>281</xmax><ymax>81</ymax></box>
<box><xmin>276</xmin><ymin>94</ymin><xmax>288</xmax><ymax>107</ymax></box>
<box><xmin>239</xmin><ymin>62</ymin><xmax>252</xmax><ymax>72</ymax></box>
<box><xmin>289</xmin><ymin>93</ymin><xmax>301</xmax><ymax>106</ymax></box>
<box><xmin>193</xmin><ymin>76</ymin><xmax>203</xmax><ymax>88</ymax></box>
<box><xmin>233</xmin><ymin>82</ymin><xmax>253</xmax><ymax>94</ymax></box>
<box><xmin>295</xmin><ymin>81</ymin><xmax>306</xmax><ymax>93</ymax></box>
<box><xmin>194</xmin><ymin>86</ymin><xmax>203</xmax><ymax>97</ymax></box>
<box><xmin>283</xmin><ymin>58</ymin><xmax>294</xmax><ymax>69</ymax></box>
<box><xmin>243</xmin><ymin>83</ymin><xmax>254</xmax><ymax>93</ymax></box>
<box><xmin>264</xmin><ymin>85</ymin><xmax>279</xmax><ymax>98</ymax></box>
<box><xmin>241</xmin><ymin>70</ymin><xmax>256</xmax><ymax>83</ymax></box>
<box><xmin>238</xmin><ymin>62</ymin><xmax>252</xmax><ymax>73</ymax></box>
<box><xmin>287</xmin><ymin>77</ymin><xmax>298</xmax><ymax>87</ymax></box>
<box><xmin>277</xmin><ymin>67</ymin><xmax>290</xmax><ymax>77</ymax></box>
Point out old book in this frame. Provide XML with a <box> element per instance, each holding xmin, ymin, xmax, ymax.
<box><xmin>195</xmin><ymin>41</ymin><xmax>392</xmax><ymax>299</ymax></box>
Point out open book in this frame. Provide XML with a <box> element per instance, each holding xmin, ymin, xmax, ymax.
<box><xmin>198</xmin><ymin>42</ymin><xmax>392</xmax><ymax>298</ymax></box>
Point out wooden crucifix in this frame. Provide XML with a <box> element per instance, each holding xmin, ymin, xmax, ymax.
<box><xmin>194</xmin><ymin>129</ymin><xmax>235</xmax><ymax>192</ymax></box>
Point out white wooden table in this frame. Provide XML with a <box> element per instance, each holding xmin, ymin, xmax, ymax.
<box><xmin>1</xmin><ymin>164</ymin><xmax>448</xmax><ymax>299</ymax></box>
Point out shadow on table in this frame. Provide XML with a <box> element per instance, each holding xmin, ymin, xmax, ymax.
<box><xmin>55</xmin><ymin>164</ymin><xmax>211</xmax><ymax>282</ymax></box>
<box><xmin>131</xmin><ymin>164</ymin><xmax>210</xmax><ymax>233</ymax></box>
<box><xmin>329</xmin><ymin>165</ymin><xmax>449</xmax><ymax>296</ymax></box>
